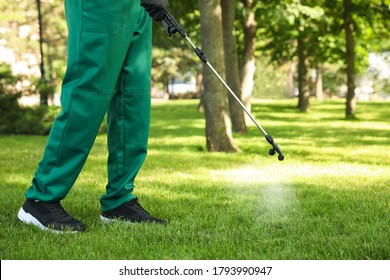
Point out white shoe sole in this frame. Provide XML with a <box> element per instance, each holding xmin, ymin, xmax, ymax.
<box><xmin>18</xmin><ymin>207</ymin><xmax>78</xmax><ymax>234</ymax></box>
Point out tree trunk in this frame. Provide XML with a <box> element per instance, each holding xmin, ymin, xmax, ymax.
<box><xmin>343</xmin><ymin>0</ymin><xmax>356</xmax><ymax>118</ymax></box>
<box><xmin>315</xmin><ymin>65</ymin><xmax>324</xmax><ymax>100</ymax></box>
<box><xmin>198</xmin><ymin>0</ymin><xmax>239</xmax><ymax>152</ymax></box>
<box><xmin>240</xmin><ymin>0</ymin><xmax>257</xmax><ymax>114</ymax></box>
<box><xmin>221</xmin><ymin>0</ymin><xmax>247</xmax><ymax>133</ymax></box>
<box><xmin>286</xmin><ymin>61</ymin><xmax>295</xmax><ymax>98</ymax></box>
<box><xmin>196</xmin><ymin>68</ymin><xmax>203</xmax><ymax>97</ymax></box>
<box><xmin>36</xmin><ymin>0</ymin><xmax>48</xmax><ymax>106</ymax></box>
<box><xmin>196</xmin><ymin>68</ymin><xmax>204</xmax><ymax>111</ymax></box>
<box><xmin>297</xmin><ymin>30</ymin><xmax>310</xmax><ymax>112</ymax></box>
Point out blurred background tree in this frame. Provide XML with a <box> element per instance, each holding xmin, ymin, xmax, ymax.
<box><xmin>0</xmin><ymin>0</ymin><xmax>67</xmax><ymax>105</ymax></box>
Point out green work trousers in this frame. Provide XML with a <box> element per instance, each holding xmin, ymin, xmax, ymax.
<box><xmin>25</xmin><ymin>0</ymin><xmax>152</xmax><ymax>211</ymax></box>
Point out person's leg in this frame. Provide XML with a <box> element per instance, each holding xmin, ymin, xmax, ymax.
<box><xmin>100</xmin><ymin>8</ymin><xmax>165</xmax><ymax>224</ymax></box>
<box><xmin>19</xmin><ymin>0</ymin><xmax>140</xmax><ymax>231</ymax></box>
<box><xmin>101</xmin><ymin>8</ymin><xmax>152</xmax><ymax>212</ymax></box>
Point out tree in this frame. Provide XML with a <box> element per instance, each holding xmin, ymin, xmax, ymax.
<box><xmin>323</xmin><ymin>0</ymin><xmax>390</xmax><ymax>117</ymax></box>
<box><xmin>0</xmin><ymin>0</ymin><xmax>38</xmax><ymax>91</ymax></box>
<box><xmin>296</xmin><ymin>23</ymin><xmax>310</xmax><ymax>111</ymax></box>
<box><xmin>198</xmin><ymin>0</ymin><xmax>239</xmax><ymax>152</ymax></box>
<box><xmin>240</xmin><ymin>0</ymin><xmax>257</xmax><ymax>114</ymax></box>
<box><xmin>0</xmin><ymin>0</ymin><xmax>67</xmax><ymax>105</ymax></box>
<box><xmin>151</xmin><ymin>1</ymin><xmax>201</xmax><ymax>94</ymax></box>
<box><xmin>343</xmin><ymin>0</ymin><xmax>356</xmax><ymax>118</ymax></box>
<box><xmin>258</xmin><ymin>1</ymin><xmax>326</xmax><ymax>112</ymax></box>
<box><xmin>36</xmin><ymin>0</ymin><xmax>48</xmax><ymax>106</ymax></box>
<box><xmin>221</xmin><ymin>0</ymin><xmax>247</xmax><ymax>133</ymax></box>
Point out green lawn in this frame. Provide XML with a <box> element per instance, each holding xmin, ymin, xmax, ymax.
<box><xmin>0</xmin><ymin>99</ymin><xmax>389</xmax><ymax>260</ymax></box>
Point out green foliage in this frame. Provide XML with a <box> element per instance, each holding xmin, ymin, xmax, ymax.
<box><xmin>321</xmin><ymin>62</ymin><xmax>347</xmax><ymax>96</ymax></box>
<box><xmin>0</xmin><ymin>105</ymin><xmax>60</xmax><ymax>135</ymax></box>
<box><xmin>12</xmin><ymin>106</ymin><xmax>57</xmax><ymax>135</ymax></box>
<box><xmin>2</xmin><ymin>0</ymin><xmax>388</xmax><ymax>102</ymax></box>
<box><xmin>0</xmin><ymin>64</ymin><xmax>59</xmax><ymax>135</ymax></box>
<box><xmin>253</xmin><ymin>57</ymin><xmax>287</xmax><ymax>99</ymax></box>
<box><xmin>258</xmin><ymin>0</ymin><xmax>345</xmax><ymax>70</ymax></box>
<box><xmin>0</xmin><ymin>64</ymin><xmax>22</xmax><ymax>133</ymax></box>
<box><xmin>39</xmin><ymin>0</ymin><xmax>68</xmax><ymax>84</ymax></box>
<box><xmin>151</xmin><ymin>1</ymin><xmax>200</xmax><ymax>91</ymax></box>
<box><xmin>0</xmin><ymin>0</ymin><xmax>67</xmax><ymax>99</ymax></box>
<box><xmin>0</xmin><ymin>64</ymin><xmax>19</xmax><ymax>94</ymax></box>
<box><xmin>152</xmin><ymin>47</ymin><xmax>199</xmax><ymax>90</ymax></box>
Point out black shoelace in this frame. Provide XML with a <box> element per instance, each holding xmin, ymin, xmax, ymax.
<box><xmin>130</xmin><ymin>199</ymin><xmax>151</xmax><ymax>216</ymax></box>
<box><xmin>47</xmin><ymin>203</ymin><xmax>70</xmax><ymax>218</ymax></box>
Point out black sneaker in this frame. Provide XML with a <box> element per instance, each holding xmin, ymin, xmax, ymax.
<box><xmin>18</xmin><ymin>200</ymin><xmax>85</xmax><ymax>233</ymax></box>
<box><xmin>100</xmin><ymin>198</ymin><xmax>166</xmax><ymax>224</ymax></box>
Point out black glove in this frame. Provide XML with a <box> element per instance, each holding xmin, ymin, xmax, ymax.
<box><xmin>141</xmin><ymin>0</ymin><xmax>169</xmax><ymax>22</ymax></box>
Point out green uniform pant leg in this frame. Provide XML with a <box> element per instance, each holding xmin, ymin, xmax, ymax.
<box><xmin>25</xmin><ymin>0</ymin><xmax>141</xmax><ymax>202</ymax></box>
<box><xmin>100</xmin><ymin>9</ymin><xmax>153</xmax><ymax>212</ymax></box>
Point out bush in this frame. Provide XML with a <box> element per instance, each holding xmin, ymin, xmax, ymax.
<box><xmin>0</xmin><ymin>94</ymin><xmax>20</xmax><ymax>134</ymax></box>
<box><xmin>0</xmin><ymin>64</ymin><xmax>61</xmax><ymax>135</ymax></box>
<box><xmin>0</xmin><ymin>65</ymin><xmax>22</xmax><ymax>134</ymax></box>
<box><xmin>0</xmin><ymin>63</ymin><xmax>108</xmax><ymax>135</ymax></box>
<box><xmin>0</xmin><ymin>105</ymin><xmax>60</xmax><ymax>135</ymax></box>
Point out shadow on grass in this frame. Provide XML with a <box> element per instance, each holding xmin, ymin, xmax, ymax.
<box><xmin>151</xmin><ymin>100</ymin><xmax>390</xmax><ymax>142</ymax></box>
<box><xmin>148</xmin><ymin>100</ymin><xmax>390</xmax><ymax>166</ymax></box>
<box><xmin>1</xmin><ymin>100</ymin><xmax>389</xmax><ymax>259</ymax></box>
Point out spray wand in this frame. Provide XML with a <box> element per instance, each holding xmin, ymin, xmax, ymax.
<box><xmin>161</xmin><ymin>11</ymin><xmax>284</xmax><ymax>161</ymax></box>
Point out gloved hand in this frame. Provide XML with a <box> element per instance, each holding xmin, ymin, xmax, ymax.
<box><xmin>141</xmin><ymin>0</ymin><xmax>169</xmax><ymax>22</ymax></box>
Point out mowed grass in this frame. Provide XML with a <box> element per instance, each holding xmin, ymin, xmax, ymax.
<box><xmin>0</xmin><ymin>99</ymin><xmax>389</xmax><ymax>260</ymax></box>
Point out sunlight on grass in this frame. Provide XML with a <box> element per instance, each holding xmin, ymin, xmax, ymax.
<box><xmin>1</xmin><ymin>100</ymin><xmax>389</xmax><ymax>260</ymax></box>
<box><xmin>210</xmin><ymin>161</ymin><xmax>389</xmax><ymax>189</ymax></box>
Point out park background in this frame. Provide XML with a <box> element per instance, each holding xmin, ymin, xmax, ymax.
<box><xmin>0</xmin><ymin>0</ymin><xmax>389</xmax><ymax>260</ymax></box>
